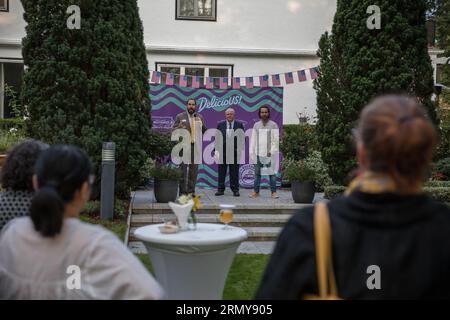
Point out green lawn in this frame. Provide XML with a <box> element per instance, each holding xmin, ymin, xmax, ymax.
<box><xmin>81</xmin><ymin>210</ymin><xmax>270</xmax><ymax>300</ymax></box>
<box><xmin>136</xmin><ymin>253</ymin><xmax>269</xmax><ymax>300</ymax></box>
<box><xmin>80</xmin><ymin>214</ymin><xmax>127</xmax><ymax>241</ymax></box>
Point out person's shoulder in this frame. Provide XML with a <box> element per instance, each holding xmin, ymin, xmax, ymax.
<box><xmin>269</xmin><ymin>120</ymin><xmax>278</xmax><ymax>127</ymax></box>
<box><xmin>282</xmin><ymin>205</ymin><xmax>315</xmax><ymax>238</ymax></box>
<box><xmin>424</xmin><ymin>197</ymin><xmax>450</xmax><ymax>219</ymax></box>
<box><xmin>0</xmin><ymin>216</ymin><xmax>33</xmax><ymax>241</ymax></box>
<box><xmin>68</xmin><ymin>219</ymin><xmax>118</xmax><ymax>243</ymax></box>
<box><xmin>1</xmin><ymin>216</ymin><xmax>31</xmax><ymax>231</ymax></box>
<box><xmin>217</xmin><ymin>120</ymin><xmax>226</xmax><ymax>127</ymax></box>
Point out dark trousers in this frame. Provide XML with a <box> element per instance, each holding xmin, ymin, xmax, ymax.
<box><xmin>179</xmin><ymin>144</ymin><xmax>198</xmax><ymax>195</ymax></box>
<box><xmin>180</xmin><ymin>163</ymin><xmax>198</xmax><ymax>195</ymax></box>
<box><xmin>218</xmin><ymin>163</ymin><xmax>240</xmax><ymax>192</ymax></box>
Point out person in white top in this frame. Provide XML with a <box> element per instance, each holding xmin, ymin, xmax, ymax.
<box><xmin>249</xmin><ymin>106</ymin><xmax>280</xmax><ymax>199</ymax></box>
<box><xmin>0</xmin><ymin>144</ymin><xmax>164</xmax><ymax>300</ymax></box>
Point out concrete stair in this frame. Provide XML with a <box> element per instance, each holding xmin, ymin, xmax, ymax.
<box><xmin>127</xmin><ymin>189</ymin><xmax>322</xmax><ymax>254</ymax></box>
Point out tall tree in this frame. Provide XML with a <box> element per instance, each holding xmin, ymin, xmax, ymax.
<box><xmin>315</xmin><ymin>0</ymin><xmax>437</xmax><ymax>184</ymax></box>
<box><xmin>21</xmin><ymin>0</ymin><xmax>152</xmax><ymax>198</ymax></box>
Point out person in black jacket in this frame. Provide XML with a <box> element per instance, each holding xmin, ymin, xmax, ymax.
<box><xmin>214</xmin><ymin>108</ymin><xmax>245</xmax><ymax>197</ymax></box>
<box><xmin>256</xmin><ymin>95</ymin><xmax>450</xmax><ymax>299</ymax></box>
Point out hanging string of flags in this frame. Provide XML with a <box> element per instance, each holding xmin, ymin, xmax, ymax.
<box><xmin>149</xmin><ymin>67</ymin><xmax>320</xmax><ymax>89</ymax></box>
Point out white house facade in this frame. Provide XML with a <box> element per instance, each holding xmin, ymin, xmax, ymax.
<box><xmin>0</xmin><ymin>0</ymin><xmax>444</xmax><ymax>123</ymax></box>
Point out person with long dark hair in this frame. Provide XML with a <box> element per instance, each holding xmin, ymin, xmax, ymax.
<box><xmin>0</xmin><ymin>145</ymin><xmax>164</xmax><ymax>299</ymax></box>
<box><xmin>256</xmin><ymin>95</ymin><xmax>450</xmax><ymax>299</ymax></box>
<box><xmin>0</xmin><ymin>140</ymin><xmax>48</xmax><ymax>230</ymax></box>
<box><xmin>249</xmin><ymin>105</ymin><xmax>280</xmax><ymax>199</ymax></box>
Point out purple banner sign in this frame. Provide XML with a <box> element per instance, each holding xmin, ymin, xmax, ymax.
<box><xmin>150</xmin><ymin>84</ymin><xmax>283</xmax><ymax>189</ymax></box>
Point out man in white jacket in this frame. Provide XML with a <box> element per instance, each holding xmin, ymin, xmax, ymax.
<box><xmin>249</xmin><ymin>106</ymin><xmax>280</xmax><ymax>199</ymax></box>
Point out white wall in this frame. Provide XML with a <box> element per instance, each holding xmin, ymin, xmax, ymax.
<box><xmin>0</xmin><ymin>0</ymin><xmax>26</xmax><ymax>41</ymax></box>
<box><xmin>0</xmin><ymin>0</ymin><xmax>26</xmax><ymax>59</ymax></box>
<box><xmin>139</xmin><ymin>0</ymin><xmax>336</xmax><ymax>51</ymax></box>
<box><xmin>141</xmin><ymin>0</ymin><xmax>336</xmax><ymax>124</ymax></box>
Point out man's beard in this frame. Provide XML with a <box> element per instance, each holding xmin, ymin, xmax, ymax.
<box><xmin>188</xmin><ymin>109</ymin><xmax>195</xmax><ymax>114</ymax></box>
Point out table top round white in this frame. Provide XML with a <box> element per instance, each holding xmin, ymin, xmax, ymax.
<box><xmin>134</xmin><ymin>223</ymin><xmax>248</xmax><ymax>246</ymax></box>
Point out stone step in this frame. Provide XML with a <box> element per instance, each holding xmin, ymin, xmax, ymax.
<box><xmin>129</xmin><ymin>240</ymin><xmax>276</xmax><ymax>255</ymax></box>
<box><xmin>128</xmin><ymin>226</ymin><xmax>282</xmax><ymax>242</ymax></box>
<box><xmin>132</xmin><ymin>205</ymin><xmax>310</xmax><ymax>216</ymax></box>
<box><xmin>131</xmin><ymin>213</ymin><xmax>293</xmax><ymax>227</ymax></box>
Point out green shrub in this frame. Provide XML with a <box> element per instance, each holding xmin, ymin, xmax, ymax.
<box><xmin>303</xmin><ymin>151</ymin><xmax>333</xmax><ymax>192</ymax></box>
<box><xmin>283</xmin><ymin>151</ymin><xmax>332</xmax><ymax>191</ymax></box>
<box><xmin>21</xmin><ymin>0</ymin><xmax>152</xmax><ymax>199</ymax></box>
<box><xmin>283</xmin><ymin>158</ymin><xmax>316</xmax><ymax>182</ymax></box>
<box><xmin>425</xmin><ymin>181</ymin><xmax>450</xmax><ymax>188</ymax></box>
<box><xmin>0</xmin><ymin>118</ymin><xmax>26</xmax><ymax>132</ymax></box>
<box><xmin>281</xmin><ymin>124</ymin><xmax>318</xmax><ymax>161</ymax></box>
<box><xmin>324</xmin><ymin>185</ymin><xmax>450</xmax><ymax>203</ymax></box>
<box><xmin>0</xmin><ymin>128</ymin><xmax>27</xmax><ymax>153</ymax></box>
<box><xmin>324</xmin><ymin>186</ymin><xmax>347</xmax><ymax>199</ymax></box>
<box><xmin>432</xmin><ymin>158</ymin><xmax>450</xmax><ymax>180</ymax></box>
<box><xmin>436</xmin><ymin>127</ymin><xmax>450</xmax><ymax>161</ymax></box>
<box><xmin>316</xmin><ymin>0</ymin><xmax>437</xmax><ymax>185</ymax></box>
<box><xmin>139</xmin><ymin>157</ymin><xmax>155</xmax><ymax>188</ymax></box>
<box><xmin>150</xmin><ymin>164</ymin><xmax>182</xmax><ymax>181</ymax></box>
<box><xmin>81</xmin><ymin>199</ymin><xmax>129</xmax><ymax>220</ymax></box>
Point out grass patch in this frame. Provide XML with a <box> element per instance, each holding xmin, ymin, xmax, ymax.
<box><xmin>79</xmin><ymin>214</ymin><xmax>127</xmax><ymax>241</ymax></box>
<box><xmin>223</xmin><ymin>254</ymin><xmax>269</xmax><ymax>300</ymax></box>
<box><xmin>136</xmin><ymin>253</ymin><xmax>269</xmax><ymax>300</ymax></box>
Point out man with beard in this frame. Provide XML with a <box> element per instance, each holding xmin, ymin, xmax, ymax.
<box><xmin>172</xmin><ymin>98</ymin><xmax>207</xmax><ymax>195</ymax></box>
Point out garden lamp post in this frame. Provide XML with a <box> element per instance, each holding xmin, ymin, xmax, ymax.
<box><xmin>101</xmin><ymin>142</ymin><xmax>115</xmax><ymax>221</ymax></box>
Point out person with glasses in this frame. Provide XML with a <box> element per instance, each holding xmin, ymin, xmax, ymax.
<box><xmin>214</xmin><ymin>108</ymin><xmax>245</xmax><ymax>197</ymax></box>
<box><xmin>0</xmin><ymin>145</ymin><xmax>164</xmax><ymax>299</ymax></box>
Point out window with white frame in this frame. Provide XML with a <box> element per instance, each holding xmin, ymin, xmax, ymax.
<box><xmin>156</xmin><ymin>63</ymin><xmax>232</xmax><ymax>86</ymax></box>
<box><xmin>176</xmin><ymin>0</ymin><xmax>216</xmax><ymax>21</ymax></box>
<box><xmin>0</xmin><ymin>0</ymin><xmax>9</xmax><ymax>12</ymax></box>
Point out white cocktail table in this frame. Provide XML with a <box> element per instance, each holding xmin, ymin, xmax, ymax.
<box><xmin>134</xmin><ymin>223</ymin><xmax>248</xmax><ymax>300</ymax></box>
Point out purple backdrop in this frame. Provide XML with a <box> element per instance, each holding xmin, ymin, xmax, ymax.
<box><xmin>150</xmin><ymin>84</ymin><xmax>283</xmax><ymax>189</ymax></box>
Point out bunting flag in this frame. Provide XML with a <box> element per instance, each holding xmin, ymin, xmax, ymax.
<box><xmin>192</xmin><ymin>76</ymin><xmax>201</xmax><ymax>88</ymax></box>
<box><xmin>232</xmin><ymin>77</ymin><xmax>241</xmax><ymax>89</ymax></box>
<box><xmin>310</xmin><ymin>67</ymin><xmax>319</xmax><ymax>80</ymax></box>
<box><xmin>284</xmin><ymin>72</ymin><xmax>294</xmax><ymax>84</ymax></box>
<box><xmin>219</xmin><ymin>77</ymin><xmax>228</xmax><ymax>89</ymax></box>
<box><xmin>272</xmin><ymin>74</ymin><xmax>281</xmax><ymax>86</ymax></box>
<box><xmin>259</xmin><ymin>75</ymin><xmax>269</xmax><ymax>87</ymax></box>
<box><xmin>150</xmin><ymin>66</ymin><xmax>319</xmax><ymax>88</ymax></box>
<box><xmin>179</xmin><ymin>75</ymin><xmax>188</xmax><ymax>87</ymax></box>
<box><xmin>246</xmin><ymin>77</ymin><xmax>254</xmax><ymax>89</ymax></box>
<box><xmin>297</xmin><ymin>70</ymin><xmax>307</xmax><ymax>82</ymax></box>
<box><xmin>151</xmin><ymin>71</ymin><xmax>161</xmax><ymax>84</ymax></box>
<box><xmin>165</xmin><ymin>73</ymin><xmax>174</xmax><ymax>86</ymax></box>
<box><xmin>205</xmin><ymin>77</ymin><xmax>214</xmax><ymax>89</ymax></box>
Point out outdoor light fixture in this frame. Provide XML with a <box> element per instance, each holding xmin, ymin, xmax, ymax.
<box><xmin>100</xmin><ymin>142</ymin><xmax>115</xmax><ymax>221</ymax></box>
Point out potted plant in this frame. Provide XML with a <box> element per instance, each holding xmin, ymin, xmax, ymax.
<box><xmin>150</xmin><ymin>156</ymin><xmax>182</xmax><ymax>203</ymax></box>
<box><xmin>283</xmin><ymin>158</ymin><xmax>316</xmax><ymax>203</ymax></box>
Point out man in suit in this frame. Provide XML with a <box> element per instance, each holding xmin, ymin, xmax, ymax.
<box><xmin>172</xmin><ymin>98</ymin><xmax>207</xmax><ymax>195</ymax></box>
<box><xmin>214</xmin><ymin>108</ymin><xmax>245</xmax><ymax>197</ymax></box>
